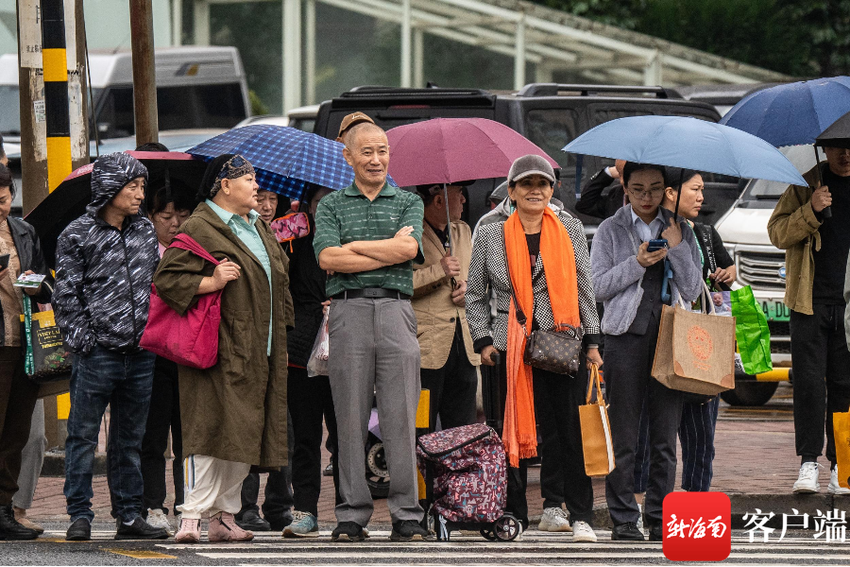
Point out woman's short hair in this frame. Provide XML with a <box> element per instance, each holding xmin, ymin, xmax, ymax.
<box><xmin>622</xmin><ymin>162</ymin><xmax>666</xmax><ymax>187</ymax></box>
<box><xmin>149</xmin><ymin>179</ymin><xmax>194</xmax><ymax>216</ymax></box>
<box><xmin>0</xmin><ymin>163</ymin><xmax>13</xmax><ymax>198</ymax></box>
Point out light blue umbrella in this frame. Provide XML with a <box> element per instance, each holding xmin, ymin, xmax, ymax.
<box><xmin>563</xmin><ymin>115</ymin><xmax>807</xmax><ymax>187</ymax></box>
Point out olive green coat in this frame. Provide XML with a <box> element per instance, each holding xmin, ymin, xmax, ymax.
<box><xmin>153</xmin><ymin>202</ymin><xmax>294</xmax><ymax>467</ymax></box>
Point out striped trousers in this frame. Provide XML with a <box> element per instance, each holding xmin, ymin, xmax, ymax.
<box><xmin>634</xmin><ymin>395</ymin><xmax>720</xmax><ymax>493</ymax></box>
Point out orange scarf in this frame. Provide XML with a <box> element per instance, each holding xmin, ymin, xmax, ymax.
<box><xmin>503</xmin><ymin>207</ymin><xmax>581</xmax><ymax>467</ymax></box>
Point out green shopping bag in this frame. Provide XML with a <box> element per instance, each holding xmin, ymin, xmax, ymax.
<box><xmin>730</xmin><ymin>285</ymin><xmax>773</xmax><ymax>375</ymax></box>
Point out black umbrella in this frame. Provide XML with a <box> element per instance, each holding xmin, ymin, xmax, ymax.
<box><xmin>26</xmin><ymin>151</ymin><xmax>207</xmax><ymax>267</ymax></box>
<box><xmin>816</xmin><ymin>110</ymin><xmax>850</xmax><ymax>149</ymax></box>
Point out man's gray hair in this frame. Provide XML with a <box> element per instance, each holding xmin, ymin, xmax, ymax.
<box><xmin>343</xmin><ymin>122</ymin><xmax>385</xmax><ymax>149</ymax></box>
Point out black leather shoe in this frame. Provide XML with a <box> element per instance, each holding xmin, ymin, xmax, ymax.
<box><xmin>114</xmin><ymin>517</ymin><xmax>170</xmax><ymax>540</ymax></box>
<box><xmin>236</xmin><ymin>510</ymin><xmax>271</xmax><ymax>532</ymax></box>
<box><xmin>66</xmin><ymin>518</ymin><xmax>92</xmax><ymax>541</ymax></box>
<box><xmin>267</xmin><ymin>511</ymin><xmax>293</xmax><ymax>531</ymax></box>
<box><xmin>649</xmin><ymin>523</ymin><xmax>663</xmax><ymax>541</ymax></box>
<box><xmin>611</xmin><ymin>522</ymin><xmax>645</xmax><ymax>541</ymax></box>
<box><xmin>0</xmin><ymin>505</ymin><xmax>38</xmax><ymax>540</ymax></box>
<box><xmin>331</xmin><ymin>521</ymin><xmax>366</xmax><ymax>542</ymax></box>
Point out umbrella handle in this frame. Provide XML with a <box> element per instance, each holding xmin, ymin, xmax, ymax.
<box><xmin>813</xmin><ymin>146</ymin><xmax>832</xmax><ymax>219</ymax></box>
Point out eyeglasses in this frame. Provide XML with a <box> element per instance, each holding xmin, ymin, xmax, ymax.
<box><xmin>628</xmin><ymin>187</ymin><xmax>664</xmax><ymax>200</ymax></box>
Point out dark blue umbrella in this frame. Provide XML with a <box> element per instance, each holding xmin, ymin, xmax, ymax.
<box><xmin>720</xmin><ymin>76</ymin><xmax>850</xmax><ymax>147</ymax></box>
<box><xmin>563</xmin><ymin>116</ymin><xmax>806</xmax><ymax>186</ymax></box>
<box><xmin>188</xmin><ymin>125</ymin><xmax>370</xmax><ymax>199</ymax></box>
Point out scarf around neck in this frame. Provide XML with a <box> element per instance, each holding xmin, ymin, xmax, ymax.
<box><xmin>503</xmin><ymin>207</ymin><xmax>581</xmax><ymax>467</ymax></box>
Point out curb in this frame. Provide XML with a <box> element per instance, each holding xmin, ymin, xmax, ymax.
<box><xmin>531</xmin><ymin>495</ymin><xmax>844</xmax><ymax>530</ymax></box>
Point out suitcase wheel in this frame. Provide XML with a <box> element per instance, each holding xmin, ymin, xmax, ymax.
<box><xmin>494</xmin><ymin>514</ymin><xmax>521</xmax><ymax>541</ymax></box>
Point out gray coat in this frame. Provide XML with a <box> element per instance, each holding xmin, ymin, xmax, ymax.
<box><xmin>590</xmin><ymin>205</ymin><xmax>702</xmax><ymax>336</ymax></box>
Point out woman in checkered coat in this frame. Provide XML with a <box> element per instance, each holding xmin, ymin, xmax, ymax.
<box><xmin>465</xmin><ymin>155</ymin><xmax>602</xmax><ymax>543</ymax></box>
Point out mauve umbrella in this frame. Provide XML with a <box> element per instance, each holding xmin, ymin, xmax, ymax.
<box><xmin>386</xmin><ymin>118</ymin><xmax>559</xmax><ymax>187</ymax></box>
<box><xmin>386</xmin><ymin>118</ymin><xmax>559</xmax><ymax>249</ymax></box>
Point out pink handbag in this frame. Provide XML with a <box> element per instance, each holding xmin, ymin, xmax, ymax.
<box><xmin>140</xmin><ymin>234</ymin><xmax>222</xmax><ymax>369</ymax></box>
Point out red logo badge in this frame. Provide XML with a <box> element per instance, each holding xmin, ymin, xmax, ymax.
<box><xmin>663</xmin><ymin>492</ymin><xmax>731</xmax><ymax>561</ymax></box>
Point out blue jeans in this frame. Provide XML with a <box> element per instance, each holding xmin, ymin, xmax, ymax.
<box><xmin>64</xmin><ymin>346</ymin><xmax>155</xmax><ymax>523</ymax></box>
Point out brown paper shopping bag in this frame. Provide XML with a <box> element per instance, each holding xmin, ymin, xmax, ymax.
<box><xmin>579</xmin><ymin>364</ymin><xmax>615</xmax><ymax>477</ymax></box>
<box><xmin>834</xmin><ymin>409</ymin><xmax>850</xmax><ymax>489</ymax></box>
<box><xmin>652</xmin><ymin>289</ymin><xmax>736</xmax><ymax>396</ymax></box>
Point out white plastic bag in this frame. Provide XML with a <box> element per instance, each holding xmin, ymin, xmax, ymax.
<box><xmin>307</xmin><ymin>308</ymin><xmax>329</xmax><ymax>377</ymax></box>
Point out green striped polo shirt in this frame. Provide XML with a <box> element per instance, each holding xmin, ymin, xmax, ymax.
<box><xmin>313</xmin><ymin>182</ymin><xmax>424</xmax><ymax>297</ymax></box>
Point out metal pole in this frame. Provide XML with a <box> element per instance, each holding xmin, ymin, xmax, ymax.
<box><xmin>130</xmin><ymin>0</ymin><xmax>159</xmax><ymax>146</ymax></box>
<box><xmin>193</xmin><ymin>0</ymin><xmax>210</xmax><ymax>45</ymax></box>
<box><xmin>172</xmin><ymin>0</ymin><xmax>183</xmax><ymax>46</ymax></box>
<box><xmin>413</xmin><ymin>28</ymin><xmax>424</xmax><ymax>88</ymax></box>
<box><xmin>282</xmin><ymin>0</ymin><xmax>302</xmax><ymax>113</ymax></box>
<box><xmin>17</xmin><ymin>0</ymin><xmax>49</xmax><ymax>212</ymax></box>
<box><xmin>401</xmin><ymin>0</ymin><xmax>411</xmax><ymax>87</ymax></box>
<box><xmin>40</xmin><ymin>0</ymin><xmax>73</xmax><ymax>193</ymax></box>
<box><xmin>514</xmin><ymin>14</ymin><xmax>526</xmax><ymax>91</ymax></box>
<box><xmin>305</xmin><ymin>0</ymin><xmax>316</xmax><ymax>105</ymax></box>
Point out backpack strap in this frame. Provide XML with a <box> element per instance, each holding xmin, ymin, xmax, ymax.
<box><xmin>168</xmin><ymin>233</ymin><xmax>220</xmax><ymax>266</ymax></box>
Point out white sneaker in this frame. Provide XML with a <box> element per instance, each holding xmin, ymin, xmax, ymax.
<box><xmin>146</xmin><ymin>508</ymin><xmax>174</xmax><ymax>534</ymax></box>
<box><xmin>538</xmin><ymin>506</ymin><xmax>571</xmax><ymax>532</ymax></box>
<box><xmin>829</xmin><ymin>467</ymin><xmax>850</xmax><ymax>495</ymax></box>
<box><xmin>572</xmin><ymin>520</ymin><xmax>598</xmax><ymax>543</ymax></box>
<box><xmin>792</xmin><ymin>462</ymin><xmax>821</xmax><ymax>494</ymax></box>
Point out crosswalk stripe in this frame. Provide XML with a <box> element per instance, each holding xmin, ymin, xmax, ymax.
<box><xmin>198</xmin><ymin>550</ymin><xmax>850</xmax><ymax>564</ymax></box>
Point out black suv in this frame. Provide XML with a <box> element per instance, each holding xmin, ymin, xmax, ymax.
<box><xmin>314</xmin><ymin>83</ymin><xmax>739</xmax><ymax>231</ymax></box>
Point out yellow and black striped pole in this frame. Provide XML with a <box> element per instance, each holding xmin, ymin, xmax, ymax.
<box><xmin>40</xmin><ymin>0</ymin><xmax>72</xmax><ymax>192</ymax></box>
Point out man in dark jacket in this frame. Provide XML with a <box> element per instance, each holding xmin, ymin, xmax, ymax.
<box><xmin>54</xmin><ymin>153</ymin><xmax>167</xmax><ymax>542</ymax></box>
<box><xmin>576</xmin><ymin>160</ymin><xmax>626</xmax><ymax>220</ymax></box>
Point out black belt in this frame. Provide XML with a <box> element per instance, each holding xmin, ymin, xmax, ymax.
<box><xmin>332</xmin><ymin>288</ymin><xmax>411</xmax><ymax>300</ymax></box>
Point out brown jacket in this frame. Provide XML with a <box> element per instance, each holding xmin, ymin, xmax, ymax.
<box><xmin>412</xmin><ymin>221</ymin><xmax>479</xmax><ymax>369</ymax></box>
<box><xmin>153</xmin><ymin>202</ymin><xmax>294</xmax><ymax>467</ymax></box>
<box><xmin>767</xmin><ymin>166</ymin><xmax>821</xmax><ymax>315</ymax></box>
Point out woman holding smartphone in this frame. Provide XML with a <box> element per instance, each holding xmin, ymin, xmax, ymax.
<box><xmin>590</xmin><ymin>162</ymin><xmax>702</xmax><ymax>542</ymax></box>
<box><xmin>0</xmin><ymin>163</ymin><xmax>53</xmax><ymax>540</ymax></box>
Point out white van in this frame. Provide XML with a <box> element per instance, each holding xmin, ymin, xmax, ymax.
<box><xmin>714</xmin><ymin>145</ymin><xmax>815</xmax><ymax>405</ymax></box>
<box><xmin>0</xmin><ymin>46</ymin><xmax>250</xmax><ymax>144</ymax></box>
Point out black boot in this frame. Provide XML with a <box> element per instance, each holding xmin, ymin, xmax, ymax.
<box><xmin>0</xmin><ymin>505</ymin><xmax>39</xmax><ymax>540</ymax></box>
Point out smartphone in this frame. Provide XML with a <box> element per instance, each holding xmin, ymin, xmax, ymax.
<box><xmin>0</xmin><ymin>254</ymin><xmax>9</xmax><ymax>271</ymax></box>
<box><xmin>647</xmin><ymin>239</ymin><xmax>668</xmax><ymax>252</ymax></box>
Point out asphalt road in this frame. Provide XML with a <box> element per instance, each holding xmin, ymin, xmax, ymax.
<box><xmin>2</xmin><ymin>525</ymin><xmax>847</xmax><ymax>566</ymax></box>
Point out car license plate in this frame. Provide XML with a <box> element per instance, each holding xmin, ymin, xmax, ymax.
<box><xmin>761</xmin><ymin>299</ymin><xmax>790</xmax><ymax>321</ymax></box>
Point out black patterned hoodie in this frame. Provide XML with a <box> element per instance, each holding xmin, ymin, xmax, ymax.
<box><xmin>54</xmin><ymin>153</ymin><xmax>159</xmax><ymax>354</ymax></box>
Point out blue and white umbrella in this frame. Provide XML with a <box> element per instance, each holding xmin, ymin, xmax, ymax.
<box><xmin>188</xmin><ymin>125</ymin><xmax>372</xmax><ymax>199</ymax></box>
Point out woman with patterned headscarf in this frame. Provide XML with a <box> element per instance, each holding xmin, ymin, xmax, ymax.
<box><xmin>154</xmin><ymin>154</ymin><xmax>294</xmax><ymax>544</ymax></box>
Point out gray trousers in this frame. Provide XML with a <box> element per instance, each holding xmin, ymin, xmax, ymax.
<box><xmin>13</xmin><ymin>399</ymin><xmax>46</xmax><ymax>510</ymax></box>
<box><xmin>328</xmin><ymin>297</ymin><xmax>423</xmax><ymax>526</ymax></box>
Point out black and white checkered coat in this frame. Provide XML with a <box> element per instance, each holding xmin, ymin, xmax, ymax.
<box><xmin>465</xmin><ymin>211</ymin><xmax>601</xmax><ymax>353</ymax></box>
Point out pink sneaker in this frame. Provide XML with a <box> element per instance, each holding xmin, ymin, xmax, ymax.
<box><xmin>174</xmin><ymin>518</ymin><xmax>201</xmax><ymax>544</ymax></box>
<box><xmin>208</xmin><ymin>512</ymin><xmax>254</xmax><ymax>542</ymax></box>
